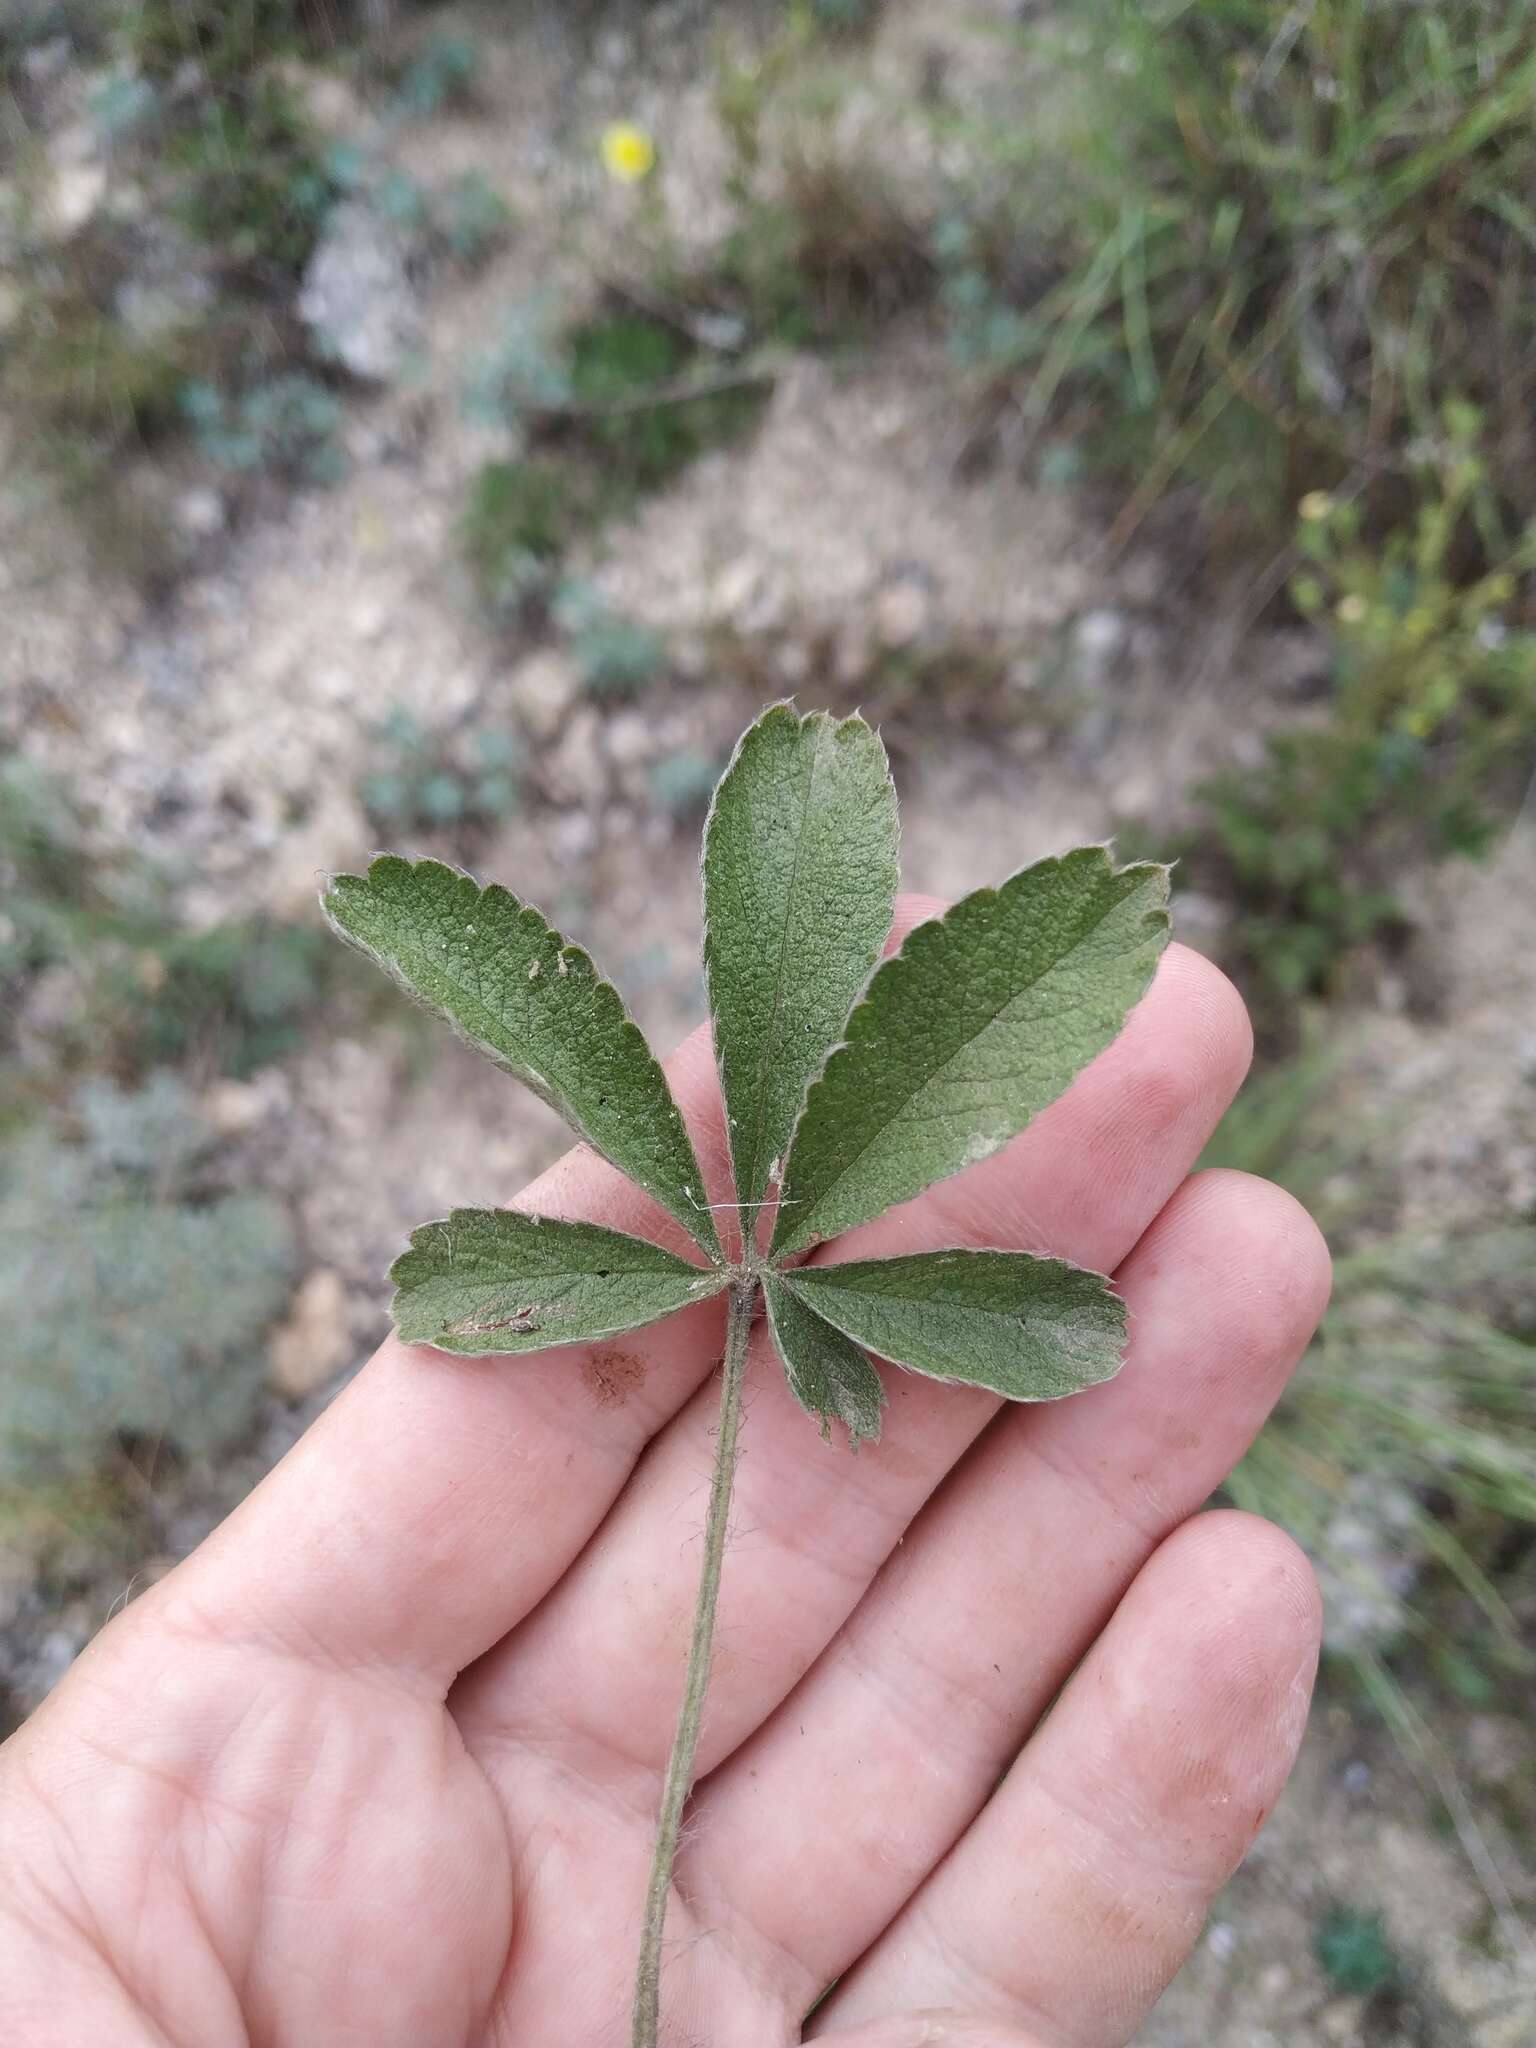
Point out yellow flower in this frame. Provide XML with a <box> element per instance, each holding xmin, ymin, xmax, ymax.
<box><xmin>1335</xmin><ymin>592</ymin><xmax>1368</xmax><ymax>625</ymax></box>
<box><xmin>1298</xmin><ymin>490</ymin><xmax>1333</xmax><ymax>521</ymax></box>
<box><xmin>601</xmin><ymin>122</ymin><xmax>656</xmax><ymax>185</ymax></box>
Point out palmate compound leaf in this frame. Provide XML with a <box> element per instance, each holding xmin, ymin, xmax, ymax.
<box><xmin>770</xmin><ymin>848</ymin><xmax>1171</xmax><ymax>1260</ymax></box>
<box><xmin>702</xmin><ymin>705</ymin><xmax>899</xmax><ymax>1223</ymax></box>
<box><xmin>323</xmin><ymin>856</ymin><xmax>720</xmax><ymax>1261</ymax></box>
<box><xmin>390</xmin><ymin>1209</ymin><xmax>726</xmax><ymax>1356</ymax></box>
<box><xmin>780</xmin><ymin>1248</ymin><xmax>1127</xmax><ymax>1402</ymax></box>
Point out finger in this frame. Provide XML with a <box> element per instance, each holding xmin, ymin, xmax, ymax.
<box><xmin>808</xmin><ymin>1511</ymin><xmax>1321</xmax><ymax>2046</ymax></box>
<box><xmin>131</xmin><ymin>897</ymin><xmax>945</xmax><ymax>1695</ymax></box>
<box><xmin>692</xmin><ymin>1171</ymin><xmax>1330</xmax><ymax>1990</ymax></box>
<box><xmin>453</xmin><ymin>947</ymin><xmax>1251</xmax><ymax>1782</ymax></box>
<box><xmin>824</xmin><ymin>2024</ymin><xmax>1047</xmax><ymax>2048</ymax></box>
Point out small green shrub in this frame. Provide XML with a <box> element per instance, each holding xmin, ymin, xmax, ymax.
<box><xmin>1209</xmin><ymin>1056</ymin><xmax>1536</xmax><ymax>1689</ymax></box>
<box><xmin>565</xmin><ymin>311</ymin><xmax>766</xmax><ymax>498</ymax></box>
<box><xmin>1314</xmin><ymin>1906</ymin><xmax>1402</xmax><ymax>1999</ymax></box>
<box><xmin>0</xmin><ymin>1080</ymin><xmax>295</xmax><ymax>1487</ymax></box>
<box><xmin>3</xmin><ymin>275</ymin><xmax>205</xmax><ymax>447</ymax></box>
<box><xmin>0</xmin><ymin>60</ymin><xmax>331</xmax><ymax>570</ymax></box>
<box><xmin>708</xmin><ymin>26</ymin><xmax>930</xmax><ymax>344</ymax></box>
<box><xmin>803</xmin><ymin>0</ymin><xmax>881</xmax><ymax>30</ymax></box>
<box><xmin>649</xmin><ymin>748</ymin><xmax>721</xmax><ymax>820</ymax></box>
<box><xmin>433</xmin><ymin>170</ymin><xmax>514</xmax><ymax>265</ymax></box>
<box><xmin>87</xmin><ymin>67</ymin><xmax>161</xmax><ymax>143</ymax></box>
<box><xmin>390</xmin><ymin>30</ymin><xmax>479</xmax><ymax>120</ymax></box>
<box><xmin>555</xmin><ymin>583</ymin><xmax>668</xmax><ymax>699</ymax></box>
<box><xmin>124</xmin><ymin>920</ymin><xmax>331</xmax><ymax>1077</ymax></box>
<box><xmin>1184</xmin><ymin>418</ymin><xmax>1536</xmax><ymax>1006</ymax></box>
<box><xmin>0</xmin><ymin>762</ymin><xmax>157</xmax><ymax>1019</ymax></box>
<box><xmin>179</xmin><ymin>372</ymin><xmax>345</xmax><ymax>483</ymax></box>
<box><xmin>117</xmin><ymin>0</ymin><xmax>369</xmax><ymax>80</ymax></box>
<box><xmin>359</xmin><ymin>708</ymin><xmax>523</xmax><ymax>838</ymax></box>
<box><xmin>0</xmin><ymin>762</ymin><xmax>333</xmax><ymax>1086</ymax></box>
<box><xmin>461</xmin><ymin>297</ymin><xmax>571</xmax><ymax>423</ymax></box>
<box><xmin>460</xmin><ymin>307</ymin><xmax>769</xmax><ymax>609</ymax></box>
<box><xmin>946</xmin><ymin>0</ymin><xmax>1536</xmax><ymax>554</ymax></box>
<box><xmin>168</xmin><ymin>76</ymin><xmax>336</xmax><ymax>273</ymax></box>
<box><xmin>461</xmin><ymin>459</ymin><xmax>580</xmax><ymax>615</ymax></box>
<box><xmin>119</xmin><ymin>0</ymin><xmax>299</xmax><ymax>79</ymax></box>
<box><xmin>2</xmin><ymin>3</ymin><xmax>104</xmax><ymax>66</ymax></box>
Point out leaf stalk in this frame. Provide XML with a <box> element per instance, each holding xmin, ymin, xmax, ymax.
<box><xmin>630</xmin><ymin>1275</ymin><xmax>756</xmax><ymax>2048</ymax></box>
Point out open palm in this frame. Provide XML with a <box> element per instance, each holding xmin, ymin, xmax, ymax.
<box><xmin>0</xmin><ymin>921</ymin><xmax>1329</xmax><ymax>2048</ymax></box>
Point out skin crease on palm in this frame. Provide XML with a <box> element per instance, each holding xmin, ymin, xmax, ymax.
<box><xmin>0</xmin><ymin>899</ymin><xmax>1332</xmax><ymax>2048</ymax></box>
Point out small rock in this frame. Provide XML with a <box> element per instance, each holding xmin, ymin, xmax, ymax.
<box><xmin>1171</xmin><ymin>889</ymin><xmax>1230</xmax><ymax>952</ymax></box>
<box><xmin>1340</xmin><ymin>1757</ymin><xmax>1372</xmax><ymax>1798</ymax></box>
<box><xmin>1320</xmin><ymin>1998</ymin><xmax>1367</xmax><ymax>2042</ymax></box>
<box><xmin>1261</xmin><ymin>624</ymin><xmax>1332</xmax><ymax>701</ymax></box>
<box><xmin>1315</xmin><ymin>1476</ymin><xmax>1420</xmax><ymax>1654</ymax></box>
<box><xmin>512</xmin><ymin>648</ymin><xmax>580</xmax><ymax>742</ymax></box>
<box><xmin>348</xmin><ymin>594</ymin><xmax>390</xmax><ymax>646</ymax></box>
<box><xmin>714</xmin><ymin>557</ymin><xmax>762</xmax><ymax>620</ymax></box>
<box><xmin>173</xmin><ymin>486</ymin><xmax>227</xmax><ymax>542</ymax></box>
<box><xmin>872</xmin><ymin>569</ymin><xmax>935</xmax><ymax>650</ymax></box>
<box><xmin>18</xmin><ymin>963</ymin><xmax>88</xmax><ymax>1039</ymax></box>
<box><xmin>263</xmin><ymin>788</ymin><xmax>370</xmax><ymax>921</ymax></box>
<box><xmin>23</xmin><ymin>37</ymin><xmax>73</xmax><ymax>88</ymax></box>
<box><xmin>1206</xmin><ymin>1920</ymin><xmax>1237</xmax><ymax>1962</ymax></box>
<box><xmin>47</xmin><ymin>159</ymin><xmax>108</xmax><ymax>236</ymax></box>
<box><xmin>299</xmin><ymin>199</ymin><xmax>423</xmax><ymax>384</ymax></box>
<box><xmin>1464</xmin><ymin>1715</ymin><xmax>1525</xmax><ymax>1788</ymax></box>
<box><xmin>542</xmin><ymin>706</ymin><xmax>606</xmax><ymax>807</ymax></box>
<box><xmin>201</xmin><ymin>1077</ymin><xmax>267</xmax><ymax>1137</ymax></box>
<box><xmin>1472</xmin><ymin>2004</ymin><xmax>1536</xmax><ymax>2048</ymax></box>
<box><xmin>285</xmin><ymin>63</ymin><xmax>368</xmax><ymax>137</ymax></box>
<box><xmin>596</xmin><ymin>26</ymin><xmax>635</xmax><ymax>71</ymax></box>
<box><xmin>114</xmin><ymin>225</ymin><xmax>216</xmax><ymax>345</ymax></box>
<box><xmin>32</xmin><ymin>1624</ymin><xmax>86</xmax><ymax>1697</ymax></box>
<box><xmin>776</xmin><ymin>636</ymin><xmax>813</xmax><ymax>684</ymax></box>
<box><xmin>1072</xmin><ymin>605</ymin><xmax>1132</xmax><ymax>667</ymax></box>
<box><xmin>604</xmin><ymin>708</ymin><xmax>659</xmax><ymax>768</ymax></box>
<box><xmin>548</xmin><ymin>807</ymin><xmax>599</xmax><ymax>862</ymax></box>
<box><xmin>268</xmin><ymin>1268</ymin><xmax>352</xmax><ymax>1401</ymax></box>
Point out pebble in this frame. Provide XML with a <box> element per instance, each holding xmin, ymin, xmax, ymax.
<box><xmin>299</xmin><ymin>199</ymin><xmax>423</xmax><ymax>384</ymax></box>
<box><xmin>605</xmin><ymin>708</ymin><xmax>659</xmax><ymax>767</ymax></box>
<box><xmin>512</xmin><ymin>648</ymin><xmax>580</xmax><ymax>742</ymax></box>
<box><xmin>46</xmin><ymin>159</ymin><xmax>107</xmax><ymax>234</ymax></box>
<box><xmin>267</xmin><ymin>1269</ymin><xmax>353</xmax><ymax>1401</ymax></box>
<box><xmin>1072</xmin><ymin>605</ymin><xmax>1132</xmax><ymax>665</ymax></box>
<box><xmin>547</xmin><ymin>808</ymin><xmax>599</xmax><ymax>862</ymax></box>
<box><xmin>1206</xmin><ymin>1920</ymin><xmax>1238</xmax><ymax>1962</ymax></box>
<box><xmin>201</xmin><ymin>1075</ymin><xmax>283</xmax><ymax>1137</ymax></box>
<box><xmin>32</xmin><ymin>1625</ymin><xmax>85</xmax><ymax>1693</ymax></box>
<box><xmin>542</xmin><ymin>706</ymin><xmax>607</xmax><ymax>807</ymax></box>
<box><xmin>1320</xmin><ymin>2000</ymin><xmax>1366</xmax><ymax>2042</ymax></box>
<box><xmin>872</xmin><ymin>571</ymin><xmax>934</xmax><ymax>649</ymax></box>
<box><xmin>174</xmin><ymin>487</ymin><xmax>228</xmax><ymax>542</ymax></box>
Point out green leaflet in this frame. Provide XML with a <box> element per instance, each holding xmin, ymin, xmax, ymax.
<box><xmin>782</xmin><ymin>1248</ymin><xmax>1126</xmax><ymax>1398</ymax></box>
<box><xmin>763</xmin><ymin>1273</ymin><xmax>886</xmax><ymax>1443</ymax></box>
<box><xmin>771</xmin><ymin>849</ymin><xmax>1170</xmax><ymax>1257</ymax></box>
<box><xmin>390</xmin><ymin>1208</ymin><xmax>726</xmax><ymax>1356</ymax></box>
<box><xmin>702</xmin><ymin>706</ymin><xmax>898</xmax><ymax>1221</ymax></box>
<box><xmin>324</xmin><ymin>856</ymin><xmax>720</xmax><ymax>1260</ymax></box>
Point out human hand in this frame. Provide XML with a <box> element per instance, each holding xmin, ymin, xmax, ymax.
<box><xmin>0</xmin><ymin>911</ymin><xmax>1330</xmax><ymax>2048</ymax></box>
